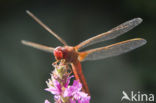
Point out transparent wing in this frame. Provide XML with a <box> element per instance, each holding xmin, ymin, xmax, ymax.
<box><xmin>21</xmin><ymin>40</ymin><xmax>54</xmax><ymax>53</ymax></box>
<box><xmin>76</xmin><ymin>18</ymin><xmax>143</xmax><ymax>50</ymax></box>
<box><xmin>79</xmin><ymin>38</ymin><xmax>146</xmax><ymax>61</ymax></box>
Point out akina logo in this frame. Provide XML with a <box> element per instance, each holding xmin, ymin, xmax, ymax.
<box><xmin>121</xmin><ymin>91</ymin><xmax>154</xmax><ymax>102</ymax></box>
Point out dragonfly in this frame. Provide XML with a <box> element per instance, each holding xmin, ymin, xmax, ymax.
<box><xmin>22</xmin><ymin>10</ymin><xmax>146</xmax><ymax>95</ymax></box>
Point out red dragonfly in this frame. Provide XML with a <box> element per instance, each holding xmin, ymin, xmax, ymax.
<box><xmin>22</xmin><ymin>11</ymin><xmax>146</xmax><ymax>95</ymax></box>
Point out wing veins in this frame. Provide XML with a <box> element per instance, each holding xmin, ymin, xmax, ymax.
<box><xmin>76</xmin><ymin>18</ymin><xmax>143</xmax><ymax>50</ymax></box>
<box><xmin>81</xmin><ymin>38</ymin><xmax>146</xmax><ymax>61</ymax></box>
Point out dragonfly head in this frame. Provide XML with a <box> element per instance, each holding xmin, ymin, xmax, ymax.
<box><xmin>53</xmin><ymin>46</ymin><xmax>78</xmax><ymax>62</ymax></box>
<box><xmin>53</xmin><ymin>46</ymin><xmax>65</xmax><ymax>60</ymax></box>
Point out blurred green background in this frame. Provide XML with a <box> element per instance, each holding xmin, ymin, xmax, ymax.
<box><xmin>0</xmin><ymin>0</ymin><xmax>155</xmax><ymax>103</ymax></box>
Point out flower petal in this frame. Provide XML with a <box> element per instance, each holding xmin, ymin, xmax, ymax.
<box><xmin>64</xmin><ymin>75</ymin><xmax>74</xmax><ymax>88</ymax></box>
<box><xmin>78</xmin><ymin>96</ymin><xmax>91</xmax><ymax>103</ymax></box>
<box><xmin>73</xmin><ymin>92</ymin><xmax>87</xmax><ymax>100</ymax></box>
<box><xmin>70</xmin><ymin>98</ymin><xmax>76</xmax><ymax>103</ymax></box>
<box><xmin>44</xmin><ymin>99</ymin><xmax>51</xmax><ymax>103</ymax></box>
<box><xmin>45</xmin><ymin>87</ymin><xmax>60</xmax><ymax>95</ymax></box>
<box><xmin>72</xmin><ymin>80</ymin><xmax>82</xmax><ymax>92</ymax></box>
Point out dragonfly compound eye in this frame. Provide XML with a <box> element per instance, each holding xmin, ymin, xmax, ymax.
<box><xmin>53</xmin><ymin>47</ymin><xmax>63</xmax><ymax>60</ymax></box>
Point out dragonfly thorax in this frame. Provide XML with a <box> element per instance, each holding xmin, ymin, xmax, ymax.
<box><xmin>53</xmin><ymin>46</ymin><xmax>78</xmax><ymax>62</ymax></box>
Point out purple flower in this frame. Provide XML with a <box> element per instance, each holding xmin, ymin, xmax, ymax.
<box><xmin>64</xmin><ymin>75</ymin><xmax>74</xmax><ymax>88</ymax></box>
<box><xmin>64</xmin><ymin>80</ymin><xmax>82</xmax><ymax>97</ymax></box>
<box><xmin>64</xmin><ymin>80</ymin><xmax>90</xmax><ymax>102</ymax></box>
<box><xmin>44</xmin><ymin>100</ymin><xmax>51</xmax><ymax>103</ymax></box>
<box><xmin>45</xmin><ymin>79</ymin><xmax>62</xmax><ymax>95</ymax></box>
<box><xmin>44</xmin><ymin>63</ymin><xmax>91</xmax><ymax>103</ymax></box>
<box><xmin>69</xmin><ymin>98</ymin><xmax>76</xmax><ymax>103</ymax></box>
<box><xmin>78</xmin><ymin>96</ymin><xmax>91</xmax><ymax>103</ymax></box>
